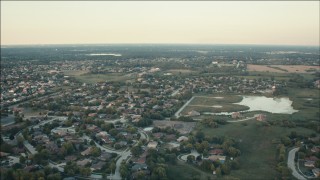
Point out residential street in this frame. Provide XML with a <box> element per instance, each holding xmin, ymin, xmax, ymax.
<box><xmin>287</xmin><ymin>147</ymin><xmax>307</xmax><ymax>180</ymax></box>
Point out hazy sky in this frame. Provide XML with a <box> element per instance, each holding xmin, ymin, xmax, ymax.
<box><xmin>1</xmin><ymin>1</ymin><xmax>319</xmax><ymax>46</ymax></box>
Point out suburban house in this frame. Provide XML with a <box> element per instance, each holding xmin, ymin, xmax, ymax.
<box><xmin>188</xmin><ymin>110</ymin><xmax>200</xmax><ymax>117</ymax></box>
<box><xmin>231</xmin><ymin>112</ymin><xmax>241</xmax><ymax>119</ymax></box>
<box><xmin>255</xmin><ymin>114</ymin><xmax>267</xmax><ymax>121</ymax></box>
<box><xmin>206</xmin><ymin>155</ymin><xmax>226</xmax><ymax>163</ymax></box>
<box><xmin>177</xmin><ymin>136</ymin><xmax>189</xmax><ymax>142</ymax></box>
<box><xmin>76</xmin><ymin>158</ymin><xmax>92</xmax><ymax>167</ymax></box>
<box><xmin>147</xmin><ymin>141</ymin><xmax>158</xmax><ymax>149</ymax></box>
<box><xmin>304</xmin><ymin>161</ymin><xmax>315</xmax><ymax>168</ymax></box>
<box><xmin>208</xmin><ymin>149</ymin><xmax>224</xmax><ymax>155</ymax></box>
<box><xmin>312</xmin><ymin>168</ymin><xmax>320</xmax><ymax>177</ymax></box>
<box><xmin>81</xmin><ymin>147</ymin><xmax>93</xmax><ymax>156</ymax></box>
<box><xmin>91</xmin><ymin>161</ymin><xmax>105</xmax><ymax>171</ymax></box>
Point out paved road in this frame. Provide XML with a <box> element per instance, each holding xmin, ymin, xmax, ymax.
<box><xmin>175</xmin><ymin>96</ymin><xmax>195</xmax><ymax>118</ymax></box>
<box><xmin>7</xmin><ymin>91</ymin><xmax>62</xmax><ymax>109</ymax></box>
<box><xmin>138</xmin><ymin>129</ymin><xmax>149</xmax><ymax>142</ymax></box>
<box><xmin>109</xmin><ymin>149</ymin><xmax>131</xmax><ymax>180</ymax></box>
<box><xmin>81</xmin><ymin>135</ymin><xmax>120</xmax><ymax>154</ymax></box>
<box><xmin>287</xmin><ymin>147</ymin><xmax>307</xmax><ymax>180</ymax></box>
<box><xmin>105</xmin><ymin>118</ymin><xmax>127</xmax><ymax>124</ymax></box>
<box><xmin>171</xmin><ymin>88</ymin><xmax>182</xmax><ymax>97</ymax></box>
<box><xmin>32</xmin><ymin>116</ymin><xmax>68</xmax><ymax>129</ymax></box>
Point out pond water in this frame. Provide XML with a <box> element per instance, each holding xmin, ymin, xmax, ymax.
<box><xmin>234</xmin><ymin>96</ymin><xmax>298</xmax><ymax>114</ymax></box>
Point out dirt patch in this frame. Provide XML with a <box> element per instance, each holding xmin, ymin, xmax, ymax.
<box><xmin>153</xmin><ymin>120</ymin><xmax>196</xmax><ymax>135</ymax></box>
<box><xmin>247</xmin><ymin>64</ymin><xmax>320</xmax><ymax>73</ymax></box>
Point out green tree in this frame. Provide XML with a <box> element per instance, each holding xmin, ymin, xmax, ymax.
<box><xmin>187</xmin><ymin>155</ymin><xmax>195</xmax><ymax>163</ymax></box>
<box><xmin>131</xmin><ymin>146</ymin><xmax>142</xmax><ymax>157</ymax></box>
<box><xmin>110</xmin><ymin>162</ymin><xmax>116</xmax><ymax>174</ymax></box>
<box><xmin>19</xmin><ymin>156</ymin><xmax>26</xmax><ymax>164</ymax></box>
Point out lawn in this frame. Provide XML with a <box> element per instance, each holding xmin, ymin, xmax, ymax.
<box><xmin>181</xmin><ymin>104</ymin><xmax>249</xmax><ymax>114</ymax></box>
<box><xmin>190</xmin><ymin>95</ymin><xmax>243</xmax><ymax>105</ymax></box>
<box><xmin>181</xmin><ymin>95</ymin><xmax>248</xmax><ymax>115</ymax></box>
<box><xmin>167</xmin><ymin>161</ymin><xmax>213</xmax><ymax>180</ymax></box>
<box><xmin>62</xmin><ymin>70</ymin><xmax>89</xmax><ymax>76</ymax></box>
<box><xmin>196</xmin><ymin>120</ymin><xmax>316</xmax><ymax>179</ymax></box>
<box><xmin>287</xmin><ymin>88</ymin><xmax>320</xmax><ymax>122</ymax></box>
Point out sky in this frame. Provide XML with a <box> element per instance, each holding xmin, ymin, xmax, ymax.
<box><xmin>1</xmin><ymin>1</ymin><xmax>319</xmax><ymax>46</ymax></box>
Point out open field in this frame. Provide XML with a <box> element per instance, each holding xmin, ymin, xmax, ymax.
<box><xmin>180</xmin><ymin>95</ymin><xmax>248</xmax><ymax>115</ymax></box>
<box><xmin>287</xmin><ymin>88</ymin><xmax>320</xmax><ymax>122</ymax></box>
<box><xmin>196</xmin><ymin>120</ymin><xmax>316</xmax><ymax>179</ymax></box>
<box><xmin>166</xmin><ymin>69</ymin><xmax>196</xmax><ymax>74</ymax></box>
<box><xmin>247</xmin><ymin>64</ymin><xmax>320</xmax><ymax>74</ymax></box>
<box><xmin>190</xmin><ymin>95</ymin><xmax>243</xmax><ymax>105</ymax></box>
<box><xmin>167</xmin><ymin>161</ymin><xmax>213</xmax><ymax>180</ymax></box>
<box><xmin>62</xmin><ymin>70</ymin><xmax>89</xmax><ymax>76</ymax></box>
<box><xmin>182</xmin><ymin>104</ymin><xmax>249</xmax><ymax>114</ymax></box>
<box><xmin>153</xmin><ymin>120</ymin><xmax>196</xmax><ymax>135</ymax></box>
<box><xmin>73</xmin><ymin>73</ymin><xmax>134</xmax><ymax>83</ymax></box>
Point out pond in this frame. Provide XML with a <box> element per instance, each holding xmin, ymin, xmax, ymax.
<box><xmin>234</xmin><ymin>96</ymin><xmax>298</xmax><ymax>114</ymax></box>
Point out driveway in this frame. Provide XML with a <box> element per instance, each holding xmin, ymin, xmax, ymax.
<box><xmin>287</xmin><ymin>147</ymin><xmax>306</xmax><ymax>180</ymax></box>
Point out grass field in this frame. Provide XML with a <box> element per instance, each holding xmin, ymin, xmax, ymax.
<box><xmin>166</xmin><ymin>69</ymin><xmax>196</xmax><ymax>74</ymax></box>
<box><xmin>74</xmin><ymin>73</ymin><xmax>133</xmax><ymax>83</ymax></box>
<box><xmin>190</xmin><ymin>95</ymin><xmax>243</xmax><ymax>105</ymax></box>
<box><xmin>62</xmin><ymin>70</ymin><xmax>89</xmax><ymax>76</ymax></box>
<box><xmin>247</xmin><ymin>64</ymin><xmax>320</xmax><ymax>74</ymax></box>
<box><xmin>287</xmin><ymin>88</ymin><xmax>320</xmax><ymax>122</ymax></box>
<box><xmin>167</xmin><ymin>161</ymin><xmax>213</xmax><ymax>180</ymax></box>
<box><xmin>196</xmin><ymin>120</ymin><xmax>316</xmax><ymax>179</ymax></box>
<box><xmin>182</xmin><ymin>104</ymin><xmax>249</xmax><ymax>114</ymax></box>
<box><xmin>62</xmin><ymin>70</ymin><xmax>134</xmax><ymax>83</ymax></box>
<box><xmin>181</xmin><ymin>95</ymin><xmax>248</xmax><ymax>115</ymax></box>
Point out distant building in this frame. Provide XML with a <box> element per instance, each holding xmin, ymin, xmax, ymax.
<box><xmin>312</xmin><ymin>168</ymin><xmax>320</xmax><ymax>177</ymax></box>
<box><xmin>188</xmin><ymin>110</ymin><xmax>200</xmax><ymax>116</ymax></box>
<box><xmin>177</xmin><ymin>136</ymin><xmax>189</xmax><ymax>142</ymax></box>
<box><xmin>207</xmin><ymin>155</ymin><xmax>226</xmax><ymax>163</ymax></box>
<box><xmin>255</xmin><ymin>114</ymin><xmax>267</xmax><ymax>121</ymax></box>
<box><xmin>147</xmin><ymin>141</ymin><xmax>158</xmax><ymax>149</ymax></box>
<box><xmin>231</xmin><ymin>112</ymin><xmax>241</xmax><ymax>119</ymax></box>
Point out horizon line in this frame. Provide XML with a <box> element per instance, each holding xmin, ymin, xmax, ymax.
<box><xmin>1</xmin><ymin>42</ymin><xmax>319</xmax><ymax>47</ymax></box>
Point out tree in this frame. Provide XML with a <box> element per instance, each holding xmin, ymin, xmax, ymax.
<box><xmin>47</xmin><ymin>173</ymin><xmax>61</xmax><ymax>180</ymax></box>
<box><xmin>80</xmin><ymin>167</ymin><xmax>91</xmax><ymax>176</ymax></box>
<box><xmin>91</xmin><ymin>146</ymin><xmax>101</xmax><ymax>157</ymax></box>
<box><xmin>153</xmin><ymin>165</ymin><xmax>167</xmax><ymax>179</ymax></box>
<box><xmin>90</xmin><ymin>140</ymin><xmax>95</xmax><ymax>146</ymax></box>
<box><xmin>215</xmin><ymin>167</ymin><xmax>222</xmax><ymax>176</ymax></box>
<box><xmin>109</xmin><ymin>162</ymin><xmax>116</xmax><ymax>174</ymax></box>
<box><xmin>221</xmin><ymin>163</ymin><xmax>231</xmax><ymax>175</ymax></box>
<box><xmin>19</xmin><ymin>156</ymin><xmax>26</xmax><ymax>164</ymax></box>
<box><xmin>120</xmin><ymin>162</ymin><xmax>129</xmax><ymax>179</ymax></box>
<box><xmin>131</xmin><ymin>146</ymin><xmax>142</xmax><ymax>157</ymax></box>
<box><xmin>187</xmin><ymin>155</ymin><xmax>195</xmax><ymax>163</ymax></box>
<box><xmin>196</xmin><ymin>131</ymin><xmax>205</xmax><ymax>140</ymax></box>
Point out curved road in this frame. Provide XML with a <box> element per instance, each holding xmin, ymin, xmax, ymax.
<box><xmin>287</xmin><ymin>147</ymin><xmax>306</xmax><ymax>180</ymax></box>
